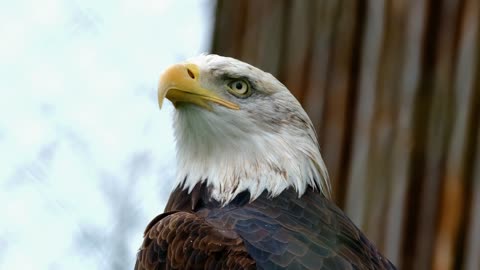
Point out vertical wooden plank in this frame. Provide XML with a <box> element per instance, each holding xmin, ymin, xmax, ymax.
<box><xmin>211</xmin><ymin>0</ymin><xmax>248</xmax><ymax>57</ymax></box>
<box><xmin>239</xmin><ymin>0</ymin><xmax>269</xmax><ymax>67</ymax></box>
<box><xmin>345</xmin><ymin>0</ymin><xmax>386</xmax><ymax>227</ymax></box>
<box><xmin>434</xmin><ymin>0</ymin><xmax>479</xmax><ymax>268</ymax></box>
<box><xmin>279</xmin><ymin>0</ymin><xmax>314</xmax><ymax>100</ymax></box>
<box><xmin>465</xmin><ymin>103</ymin><xmax>480</xmax><ymax>270</ymax></box>
<box><xmin>213</xmin><ymin>0</ymin><xmax>288</xmax><ymax>77</ymax></box>
<box><xmin>319</xmin><ymin>0</ymin><xmax>359</xmax><ymax>204</ymax></box>
<box><xmin>362</xmin><ymin>0</ymin><xmax>409</xmax><ymax>251</ymax></box>
<box><xmin>303</xmin><ymin>0</ymin><xmax>338</xmax><ymax>146</ymax></box>
<box><xmin>238</xmin><ymin>0</ymin><xmax>263</xmax><ymax>64</ymax></box>
<box><xmin>410</xmin><ymin>0</ymin><xmax>463</xmax><ymax>269</ymax></box>
<box><xmin>252</xmin><ymin>0</ymin><xmax>287</xmax><ymax>76</ymax></box>
<box><xmin>464</xmin><ymin>23</ymin><xmax>480</xmax><ymax>269</ymax></box>
<box><xmin>384</xmin><ymin>0</ymin><xmax>428</xmax><ymax>264</ymax></box>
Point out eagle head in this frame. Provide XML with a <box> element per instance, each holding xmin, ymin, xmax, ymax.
<box><xmin>158</xmin><ymin>54</ymin><xmax>330</xmax><ymax>204</ymax></box>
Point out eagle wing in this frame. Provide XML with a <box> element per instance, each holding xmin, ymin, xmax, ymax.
<box><xmin>134</xmin><ymin>211</ymin><xmax>256</xmax><ymax>270</ymax></box>
<box><xmin>135</xmin><ymin>189</ymin><xmax>395</xmax><ymax>270</ymax></box>
<box><xmin>208</xmin><ymin>191</ymin><xmax>396</xmax><ymax>270</ymax></box>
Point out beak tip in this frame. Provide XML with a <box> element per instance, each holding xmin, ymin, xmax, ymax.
<box><xmin>158</xmin><ymin>98</ymin><xmax>164</xmax><ymax>110</ymax></box>
<box><xmin>158</xmin><ymin>92</ymin><xmax>165</xmax><ymax>110</ymax></box>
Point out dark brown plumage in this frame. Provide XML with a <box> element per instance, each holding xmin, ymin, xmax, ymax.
<box><xmin>135</xmin><ymin>183</ymin><xmax>395</xmax><ymax>270</ymax></box>
<box><xmin>135</xmin><ymin>211</ymin><xmax>255</xmax><ymax>270</ymax></box>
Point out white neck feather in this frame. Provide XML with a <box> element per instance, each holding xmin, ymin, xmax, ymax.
<box><xmin>172</xmin><ymin>105</ymin><xmax>330</xmax><ymax>205</ymax></box>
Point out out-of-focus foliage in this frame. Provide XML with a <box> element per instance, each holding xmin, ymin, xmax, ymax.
<box><xmin>212</xmin><ymin>1</ymin><xmax>480</xmax><ymax>270</ymax></box>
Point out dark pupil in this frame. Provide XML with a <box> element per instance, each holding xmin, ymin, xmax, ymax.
<box><xmin>235</xmin><ymin>82</ymin><xmax>243</xmax><ymax>90</ymax></box>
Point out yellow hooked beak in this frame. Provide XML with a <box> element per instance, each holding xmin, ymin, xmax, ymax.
<box><xmin>157</xmin><ymin>63</ymin><xmax>239</xmax><ymax>110</ymax></box>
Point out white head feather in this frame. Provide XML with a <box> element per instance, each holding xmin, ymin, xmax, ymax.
<box><xmin>169</xmin><ymin>54</ymin><xmax>330</xmax><ymax>205</ymax></box>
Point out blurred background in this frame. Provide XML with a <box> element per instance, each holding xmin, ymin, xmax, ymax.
<box><xmin>0</xmin><ymin>0</ymin><xmax>478</xmax><ymax>270</ymax></box>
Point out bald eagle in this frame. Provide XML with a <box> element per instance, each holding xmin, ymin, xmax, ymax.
<box><xmin>135</xmin><ymin>55</ymin><xmax>395</xmax><ymax>270</ymax></box>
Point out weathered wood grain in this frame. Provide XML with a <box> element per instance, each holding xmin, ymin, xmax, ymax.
<box><xmin>211</xmin><ymin>0</ymin><xmax>480</xmax><ymax>269</ymax></box>
<box><xmin>384</xmin><ymin>0</ymin><xmax>427</xmax><ymax>265</ymax></box>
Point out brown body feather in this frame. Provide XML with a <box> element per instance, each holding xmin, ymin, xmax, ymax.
<box><xmin>135</xmin><ymin>211</ymin><xmax>255</xmax><ymax>270</ymax></box>
<box><xmin>135</xmin><ymin>183</ymin><xmax>395</xmax><ymax>270</ymax></box>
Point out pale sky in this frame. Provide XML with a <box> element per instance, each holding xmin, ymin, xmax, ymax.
<box><xmin>0</xmin><ymin>0</ymin><xmax>213</xmax><ymax>269</ymax></box>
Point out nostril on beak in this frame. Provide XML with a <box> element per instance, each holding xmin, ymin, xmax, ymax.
<box><xmin>187</xmin><ymin>68</ymin><xmax>195</xmax><ymax>79</ymax></box>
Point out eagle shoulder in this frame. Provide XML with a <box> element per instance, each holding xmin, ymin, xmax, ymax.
<box><xmin>201</xmin><ymin>189</ymin><xmax>396</xmax><ymax>270</ymax></box>
<box><xmin>135</xmin><ymin>210</ymin><xmax>256</xmax><ymax>270</ymax></box>
<box><xmin>136</xmin><ymin>184</ymin><xmax>395</xmax><ymax>270</ymax></box>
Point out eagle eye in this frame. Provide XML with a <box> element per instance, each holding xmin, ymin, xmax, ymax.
<box><xmin>227</xmin><ymin>80</ymin><xmax>250</xmax><ymax>97</ymax></box>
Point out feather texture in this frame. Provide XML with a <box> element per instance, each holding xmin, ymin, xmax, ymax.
<box><xmin>135</xmin><ymin>184</ymin><xmax>395</xmax><ymax>270</ymax></box>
